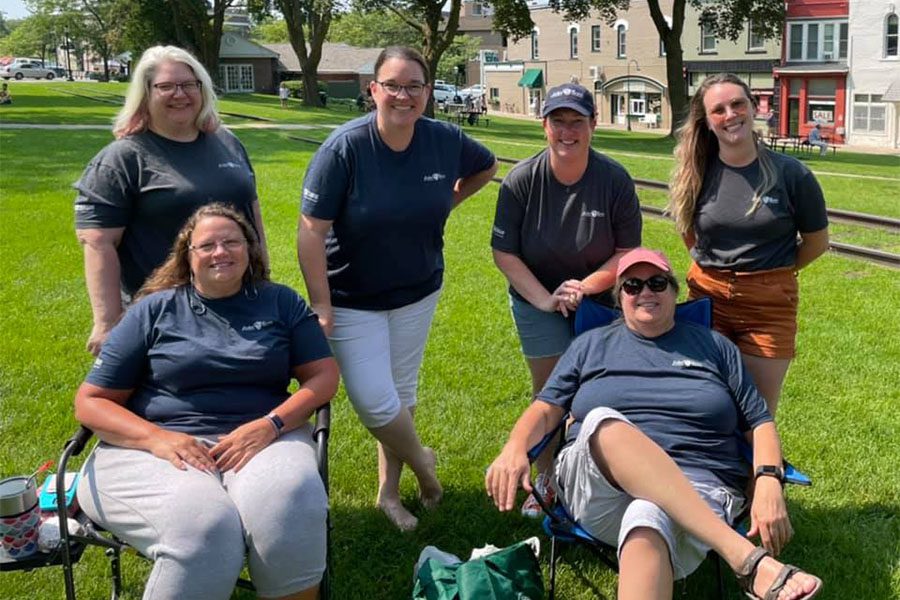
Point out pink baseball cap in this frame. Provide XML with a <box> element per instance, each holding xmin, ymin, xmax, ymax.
<box><xmin>616</xmin><ymin>248</ymin><xmax>673</xmax><ymax>278</ymax></box>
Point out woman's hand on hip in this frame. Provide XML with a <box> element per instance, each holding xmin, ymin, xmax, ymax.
<box><xmin>210</xmin><ymin>419</ymin><xmax>278</xmax><ymax>473</ymax></box>
<box><xmin>485</xmin><ymin>445</ymin><xmax>532</xmax><ymax>512</ymax></box>
<box><xmin>148</xmin><ymin>430</ymin><xmax>217</xmax><ymax>472</ymax></box>
<box><xmin>747</xmin><ymin>477</ymin><xmax>793</xmax><ymax>556</ymax></box>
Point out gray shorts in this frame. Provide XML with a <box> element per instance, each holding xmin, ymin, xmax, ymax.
<box><xmin>509</xmin><ymin>292</ymin><xmax>574</xmax><ymax>359</ymax></box>
<box><xmin>554</xmin><ymin>407</ymin><xmax>745</xmax><ymax>580</ymax></box>
<box><xmin>77</xmin><ymin>426</ymin><xmax>327</xmax><ymax>599</ymax></box>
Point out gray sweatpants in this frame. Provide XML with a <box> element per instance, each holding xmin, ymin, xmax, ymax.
<box><xmin>77</xmin><ymin>425</ymin><xmax>327</xmax><ymax>599</ymax></box>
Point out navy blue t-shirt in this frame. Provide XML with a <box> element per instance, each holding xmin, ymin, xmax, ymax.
<box><xmin>86</xmin><ymin>283</ymin><xmax>332</xmax><ymax>435</ymax></box>
<box><xmin>301</xmin><ymin>112</ymin><xmax>495</xmax><ymax>310</ymax></box>
<box><xmin>538</xmin><ymin>320</ymin><xmax>772</xmax><ymax>489</ymax></box>
<box><xmin>74</xmin><ymin>128</ymin><xmax>259</xmax><ymax>295</ymax></box>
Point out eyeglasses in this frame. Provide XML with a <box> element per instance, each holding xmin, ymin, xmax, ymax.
<box><xmin>621</xmin><ymin>275</ymin><xmax>671</xmax><ymax>296</ymax></box>
<box><xmin>189</xmin><ymin>238</ymin><xmax>246</xmax><ymax>256</ymax></box>
<box><xmin>153</xmin><ymin>80</ymin><xmax>202</xmax><ymax>95</ymax></box>
<box><xmin>375</xmin><ymin>81</ymin><xmax>426</xmax><ymax>97</ymax></box>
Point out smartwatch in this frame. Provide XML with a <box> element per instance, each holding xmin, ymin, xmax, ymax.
<box><xmin>754</xmin><ymin>465</ymin><xmax>784</xmax><ymax>484</ymax></box>
<box><xmin>265</xmin><ymin>412</ymin><xmax>285</xmax><ymax>438</ymax></box>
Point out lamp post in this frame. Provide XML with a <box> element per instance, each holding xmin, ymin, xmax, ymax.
<box><xmin>626</xmin><ymin>59</ymin><xmax>640</xmax><ymax>132</ymax></box>
<box><xmin>63</xmin><ymin>27</ymin><xmax>73</xmax><ymax>81</ymax></box>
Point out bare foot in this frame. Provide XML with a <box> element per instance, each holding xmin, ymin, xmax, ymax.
<box><xmin>377</xmin><ymin>497</ymin><xmax>418</xmax><ymax>531</ymax></box>
<box><xmin>417</xmin><ymin>447</ymin><xmax>443</xmax><ymax>509</ymax></box>
<box><xmin>753</xmin><ymin>556</ymin><xmax>822</xmax><ymax>600</ymax></box>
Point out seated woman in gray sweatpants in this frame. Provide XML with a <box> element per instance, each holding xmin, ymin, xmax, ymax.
<box><xmin>75</xmin><ymin>204</ymin><xmax>339</xmax><ymax>600</ymax></box>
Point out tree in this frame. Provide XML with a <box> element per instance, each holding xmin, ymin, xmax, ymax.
<box><xmin>251</xmin><ymin>18</ymin><xmax>290</xmax><ymax>44</ymax></box>
<box><xmin>354</xmin><ymin>0</ymin><xmax>465</xmax><ymax>116</ymax></box>
<box><xmin>491</xmin><ymin>0</ymin><xmax>785</xmax><ymax>134</ymax></box>
<box><xmin>252</xmin><ymin>0</ymin><xmax>336</xmax><ymax>107</ymax></box>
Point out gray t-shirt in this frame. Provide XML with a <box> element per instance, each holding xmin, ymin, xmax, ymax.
<box><xmin>538</xmin><ymin>320</ymin><xmax>772</xmax><ymax>490</ymax></box>
<box><xmin>86</xmin><ymin>283</ymin><xmax>331</xmax><ymax>435</ymax></box>
<box><xmin>491</xmin><ymin>149</ymin><xmax>641</xmax><ymax>301</ymax></box>
<box><xmin>692</xmin><ymin>151</ymin><xmax>827</xmax><ymax>271</ymax></box>
<box><xmin>74</xmin><ymin>128</ymin><xmax>259</xmax><ymax>295</ymax></box>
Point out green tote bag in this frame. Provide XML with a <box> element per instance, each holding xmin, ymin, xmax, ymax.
<box><xmin>412</xmin><ymin>539</ymin><xmax>544</xmax><ymax>600</ymax></box>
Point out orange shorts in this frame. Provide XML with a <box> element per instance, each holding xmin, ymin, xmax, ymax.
<box><xmin>686</xmin><ymin>262</ymin><xmax>799</xmax><ymax>359</ymax></box>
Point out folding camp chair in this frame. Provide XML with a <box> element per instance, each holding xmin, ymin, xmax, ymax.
<box><xmin>0</xmin><ymin>404</ymin><xmax>332</xmax><ymax>600</ymax></box>
<box><xmin>529</xmin><ymin>298</ymin><xmax>811</xmax><ymax>600</ymax></box>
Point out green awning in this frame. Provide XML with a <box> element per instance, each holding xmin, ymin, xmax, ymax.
<box><xmin>518</xmin><ymin>69</ymin><xmax>543</xmax><ymax>88</ymax></box>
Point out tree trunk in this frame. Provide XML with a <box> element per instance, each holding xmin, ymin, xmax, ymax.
<box><xmin>664</xmin><ymin>36</ymin><xmax>688</xmax><ymax>136</ymax></box>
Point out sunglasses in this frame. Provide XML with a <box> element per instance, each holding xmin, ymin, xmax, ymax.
<box><xmin>622</xmin><ymin>275</ymin><xmax>671</xmax><ymax>296</ymax></box>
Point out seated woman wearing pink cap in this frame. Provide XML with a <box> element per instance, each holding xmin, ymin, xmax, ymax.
<box><xmin>486</xmin><ymin>248</ymin><xmax>822</xmax><ymax>600</ymax></box>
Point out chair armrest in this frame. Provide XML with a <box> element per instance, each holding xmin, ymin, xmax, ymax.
<box><xmin>313</xmin><ymin>403</ymin><xmax>330</xmax><ymax>439</ymax></box>
<box><xmin>526</xmin><ymin>418</ymin><xmax>566</xmax><ymax>463</ymax></box>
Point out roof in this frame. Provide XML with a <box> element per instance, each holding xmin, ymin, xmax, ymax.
<box><xmin>774</xmin><ymin>62</ymin><xmax>849</xmax><ymax>75</ymax></box>
<box><xmin>219</xmin><ymin>34</ymin><xmax>279</xmax><ymax>59</ymax></box>
<box><xmin>263</xmin><ymin>43</ymin><xmax>383</xmax><ymax>75</ymax></box>
<box><xmin>883</xmin><ymin>79</ymin><xmax>900</xmax><ymax>102</ymax></box>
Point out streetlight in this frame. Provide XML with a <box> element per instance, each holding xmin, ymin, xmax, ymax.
<box><xmin>626</xmin><ymin>59</ymin><xmax>640</xmax><ymax>132</ymax></box>
<box><xmin>63</xmin><ymin>27</ymin><xmax>73</xmax><ymax>81</ymax></box>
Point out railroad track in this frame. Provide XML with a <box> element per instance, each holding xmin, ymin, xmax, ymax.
<box><xmin>290</xmin><ymin>136</ymin><xmax>900</xmax><ymax>268</ymax></box>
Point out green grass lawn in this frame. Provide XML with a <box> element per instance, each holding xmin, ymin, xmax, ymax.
<box><xmin>1</xmin><ymin>89</ymin><xmax>899</xmax><ymax>599</ymax></box>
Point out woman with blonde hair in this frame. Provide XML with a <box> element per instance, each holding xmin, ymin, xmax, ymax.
<box><xmin>668</xmin><ymin>73</ymin><xmax>829</xmax><ymax>415</ymax></box>
<box><xmin>76</xmin><ymin>203</ymin><xmax>337</xmax><ymax>600</ymax></box>
<box><xmin>74</xmin><ymin>45</ymin><xmax>268</xmax><ymax>356</ymax></box>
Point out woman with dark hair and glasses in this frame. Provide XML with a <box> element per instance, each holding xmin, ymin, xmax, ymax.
<box><xmin>487</xmin><ymin>248</ymin><xmax>822</xmax><ymax>600</ymax></box>
<box><xmin>299</xmin><ymin>46</ymin><xmax>497</xmax><ymax>530</ymax></box>
<box><xmin>74</xmin><ymin>45</ymin><xmax>268</xmax><ymax>357</ymax></box>
<box><xmin>75</xmin><ymin>204</ymin><xmax>338</xmax><ymax>600</ymax></box>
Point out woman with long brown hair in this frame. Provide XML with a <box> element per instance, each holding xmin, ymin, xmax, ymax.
<box><xmin>668</xmin><ymin>73</ymin><xmax>829</xmax><ymax>415</ymax></box>
<box><xmin>75</xmin><ymin>204</ymin><xmax>336</xmax><ymax>600</ymax></box>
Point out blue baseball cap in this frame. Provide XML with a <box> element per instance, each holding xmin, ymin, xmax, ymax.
<box><xmin>541</xmin><ymin>83</ymin><xmax>596</xmax><ymax>118</ymax></box>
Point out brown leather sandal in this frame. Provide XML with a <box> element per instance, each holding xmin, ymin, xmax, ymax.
<box><xmin>736</xmin><ymin>547</ymin><xmax>823</xmax><ymax>600</ymax></box>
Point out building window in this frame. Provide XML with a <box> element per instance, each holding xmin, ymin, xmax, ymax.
<box><xmin>787</xmin><ymin>21</ymin><xmax>849</xmax><ymax>61</ymax></box>
<box><xmin>219</xmin><ymin>63</ymin><xmax>254</xmax><ymax>92</ymax></box>
<box><xmin>701</xmin><ymin>21</ymin><xmax>717</xmax><ymax>53</ymax></box>
<box><xmin>591</xmin><ymin>25</ymin><xmax>601</xmax><ymax>52</ymax></box>
<box><xmin>853</xmin><ymin>94</ymin><xmax>887</xmax><ymax>132</ymax></box>
<box><xmin>489</xmin><ymin>87</ymin><xmax>499</xmax><ymax>100</ymax></box>
<box><xmin>617</xmin><ymin>24</ymin><xmax>626</xmax><ymax>58</ymax></box>
<box><xmin>569</xmin><ymin>28</ymin><xmax>579</xmax><ymax>59</ymax></box>
<box><xmin>531</xmin><ymin>30</ymin><xmax>539</xmax><ymax>60</ymax></box>
<box><xmin>471</xmin><ymin>2</ymin><xmax>483</xmax><ymax>16</ymax></box>
<box><xmin>887</xmin><ymin>14</ymin><xmax>899</xmax><ymax>57</ymax></box>
<box><xmin>748</xmin><ymin>20</ymin><xmax>765</xmax><ymax>51</ymax></box>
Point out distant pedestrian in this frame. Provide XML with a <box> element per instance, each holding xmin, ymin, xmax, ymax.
<box><xmin>0</xmin><ymin>83</ymin><xmax>11</xmax><ymax>105</ymax></box>
<box><xmin>279</xmin><ymin>82</ymin><xmax>290</xmax><ymax>108</ymax></box>
<box><xmin>807</xmin><ymin>123</ymin><xmax>828</xmax><ymax>156</ymax></box>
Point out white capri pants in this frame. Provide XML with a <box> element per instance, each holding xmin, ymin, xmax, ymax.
<box><xmin>554</xmin><ymin>407</ymin><xmax>746</xmax><ymax>580</ymax></box>
<box><xmin>76</xmin><ymin>426</ymin><xmax>327</xmax><ymax>600</ymax></box>
<box><xmin>329</xmin><ymin>289</ymin><xmax>441</xmax><ymax>428</ymax></box>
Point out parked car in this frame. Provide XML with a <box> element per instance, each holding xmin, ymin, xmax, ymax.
<box><xmin>50</xmin><ymin>67</ymin><xmax>68</xmax><ymax>78</ymax></box>
<box><xmin>432</xmin><ymin>83</ymin><xmax>458</xmax><ymax>105</ymax></box>
<box><xmin>458</xmin><ymin>84</ymin><xmax>485</xmax><ymax>100</ymax></box>
<box><xmin>0</xmin><ymin>61</ymin><xmax>56</xmax><ymax>80</ymax></box>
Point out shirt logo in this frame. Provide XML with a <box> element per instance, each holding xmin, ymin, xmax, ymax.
<box><xmin>492</xmin><ymin>225</ymin><xmax>505</xmax><ymax>238</ymax></box>
<box><xmin>582</xmin><ymin>210</ymin><xmax>605</xmax><ymax>218</ymax></box>
<box><xmin>423</xmin><ymin>172</ymin><xmax>447</xmax><ymax>182</ymax></box>
<box><xmin>761</xmin><ymin>195</ymin><xmax>780</xmax><ymax>206</ymax></box>
<box><xmin>672</xmin><ymin>359</ymin><xmax>703</xmax><ymax>369</ymax></box>
<box><xmin>218</xmin><ymin>161</ymin><xmax>242</xmax><ymax>169</ymax></box>
<box><xmin>302</xmin><ymin>188</ymin><xmax>320</xmax><ymax>203</ymax></box>
<box><xmin>242</xmin><ymin>320</ymin><xmax>274</xmax><ymax>332</ymax></box>
<box><xmin>92</xmin><ymin>358</ymin><xmax>103</xmax><ymax>368</ymax></box>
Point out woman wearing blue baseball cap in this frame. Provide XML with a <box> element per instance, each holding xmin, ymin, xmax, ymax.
<box><xmin>491</xmin><ymin>82</ymin><xmax>642</xmax><ymax>516</ymax></box>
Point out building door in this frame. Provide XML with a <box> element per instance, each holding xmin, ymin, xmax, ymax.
<box><xmin>788</xmin><ymin>99</ymin><xmax>800</xmax><ymax>136</ymax></box>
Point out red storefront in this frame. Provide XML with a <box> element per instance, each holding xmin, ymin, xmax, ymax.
<box><xmin>776</xmin><ymin>0</ymin><xmax>850</xmax><ymax>142</ymax></box>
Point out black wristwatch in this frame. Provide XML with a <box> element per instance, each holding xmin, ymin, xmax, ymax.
<box><xmin>265</xmin><ymin>412</ymin><xmax>285</xmax><ymax>438</ymax></box>
<box><xmin>754</xmin><ymin>465</ymin><xmax>785</xmax><ymax>484</ymax></box>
